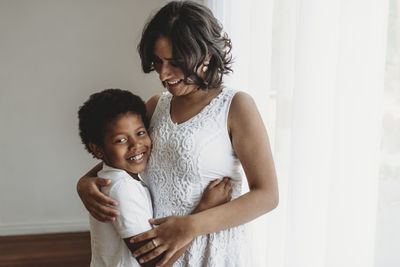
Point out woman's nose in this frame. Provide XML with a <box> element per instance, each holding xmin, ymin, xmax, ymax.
<box><xmin>159</xmin><ymin>63</ymin><xmax>171</xmax><ymax>81</ymax></box>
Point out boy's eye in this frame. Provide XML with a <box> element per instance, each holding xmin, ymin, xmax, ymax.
<box><xmin>137</xmin><ymin>131</ymin><xmax>147</xmax><ymax>136</ymax></box>
<box><xmin>115</xmin><ymin>138</ymin><xmax>127</xmax><ymax>143</ymax></box>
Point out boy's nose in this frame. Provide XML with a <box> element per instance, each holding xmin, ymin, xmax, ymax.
<box><xmin>128</xmin><ymin>140</ymin><xmax>139</xmax><ymax>150</ymax></box>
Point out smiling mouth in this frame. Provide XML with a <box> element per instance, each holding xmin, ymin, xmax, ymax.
<box><xmin>127</xmin><ymin>153</ymin><xmax>144</xmax><ymax>161</ymax></box>
<box><xmin>166</xmin><ymin>80</ymin><xmax>182</xmax><ymax>88</ymax></box>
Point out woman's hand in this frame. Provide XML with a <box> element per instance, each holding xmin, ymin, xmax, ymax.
<box><xmin>77</xmin><ymin>176</ymin><xmax>120</xmax><ymax>221</ymax></box>
<box><xmin>131</xmin><ymin>215</ymin><xmax>197</xmax><ymax>266</ymax></box>
<box><xmin>130</xmin><ymin>178</ymin><xmax>232</xmax><ymax>266</ymax></box>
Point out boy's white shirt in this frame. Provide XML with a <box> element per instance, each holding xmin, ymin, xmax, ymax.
<box><xmin>89</xmin><ymin>163</ymin><xmax>153</xmax><ymax>267</ymax></box>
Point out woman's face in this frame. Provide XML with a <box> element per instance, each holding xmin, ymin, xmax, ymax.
<box><xmin>153</xmin><ymin>37</ymin><xmax>200</xmax><ymax>97</ymax></box>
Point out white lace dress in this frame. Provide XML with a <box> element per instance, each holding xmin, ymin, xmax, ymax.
<box><xmin>144</xmin><ymin>87</ymin><xmax>248</xmax><ymax>267</ymax></box>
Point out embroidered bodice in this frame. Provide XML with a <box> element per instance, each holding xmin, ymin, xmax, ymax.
<box><xmin>144</xmin><ymin>87</ymin><xmax>247</xmax><ymax>266</ymax></box>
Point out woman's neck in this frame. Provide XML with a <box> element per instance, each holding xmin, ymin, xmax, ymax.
<box><xmin>173</xmin><ymin>86</ymin><xmax>222</xmax><ymax>104</ymax></box>
<box><xmin>169</xmin><ymin>87</ymin><xmax>223</xmax><ymax>124</ymax></box>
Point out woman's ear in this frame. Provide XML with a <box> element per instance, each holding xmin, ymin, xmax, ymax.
<box><xmin>88</xmin><ymin>143</ymin><xmax>104</xmax><ymax>159</ymax></box>
<box><xmin>202</xmin><ymin>54</ymin><xmax>212</xmax><ymax>73</ymax></box>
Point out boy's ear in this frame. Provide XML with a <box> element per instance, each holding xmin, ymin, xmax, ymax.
<box><xmin>88</xmin><ymin>142</ymin><xmax>104</xmax><ymax>159</ymax></box>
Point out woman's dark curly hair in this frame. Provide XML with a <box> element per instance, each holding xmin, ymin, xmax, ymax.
<box><xmin>138</xmin><ymin>0</ymin><xmax>233</xmax><ymax>90</ymax></box>
<box><xmin>78</xmin><ymin>89</ymin><xmax>148</xmax><ymax>157</ymax></box>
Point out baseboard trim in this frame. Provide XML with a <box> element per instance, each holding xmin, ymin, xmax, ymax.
<box><xmin>0</xmin><ymin>231</ymin><xmax>91</xmax><ymax>267</ymax></box>
<box><xmin>0</xmin><ymin>220</ymin><xmax>89</xmax><ymax>236</ymax></box>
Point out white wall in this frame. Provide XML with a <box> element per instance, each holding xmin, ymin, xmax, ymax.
<box><xmin>0</xmin><ymin>0</ymin><xmax>175</xmax><ymax>235</ymax></box>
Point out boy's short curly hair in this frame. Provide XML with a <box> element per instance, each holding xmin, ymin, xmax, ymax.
<box><xmin>78</xmin><ymin>89</ymin><xmax>148</xmax><ymax>157</ymax></box>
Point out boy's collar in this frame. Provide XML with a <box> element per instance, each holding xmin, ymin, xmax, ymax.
<box><xmin>102</xmin><ymin>163</ymin><xmax>142</xmax><ymax>182</ymax></box>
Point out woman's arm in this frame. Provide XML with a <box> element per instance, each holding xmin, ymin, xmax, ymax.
<box><xmin>131</xmin><ymin>92</ymin><xmax>279</xmax><ymax>266</ymax></box>
<box><xmin>76</xmin><ymin>162</ymin><xmax>120</xmax><ymax>221</ymax></box>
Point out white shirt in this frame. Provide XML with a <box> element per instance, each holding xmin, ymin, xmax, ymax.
<box><xmin>90</xmin><ymin>164</ymin><xmax>153</xmax><ymax>267</ymax></box>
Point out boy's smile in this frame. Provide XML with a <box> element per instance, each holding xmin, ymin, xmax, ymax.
<box><xmin>90</xmin><ymin>112</ymin><xmax>151</xmax><ymax>178</ymax></box>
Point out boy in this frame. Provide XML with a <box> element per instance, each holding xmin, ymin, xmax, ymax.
<box><xmin>78</xmin><ymin>89</ymin><xmax>231</xmax><ymax>267</ymax></box>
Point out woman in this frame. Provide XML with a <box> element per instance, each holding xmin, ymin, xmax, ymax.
<box><xmin>77</xmin><ymin>1</ymin><xmax>278</xmax><ymax>266</ymax></box>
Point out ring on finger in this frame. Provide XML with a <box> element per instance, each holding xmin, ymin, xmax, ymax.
<box><xmin>152</xmin><ymin>238</ymin><xmax>158</xmax><ymax>248</ymax></box>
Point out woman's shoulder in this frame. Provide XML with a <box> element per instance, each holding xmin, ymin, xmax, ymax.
<box><xmin>228</xmin><ymin>90</ymin><xmax>258</xmax><ymax>130</ymax></box>
<box><xmin>222</xmin><ymin>87</ymin><xmax>252</xmax><ymax>102</ymax></box>
<box><xmin>229</xmin><ymin>90</ymin><xmax>255</xmax><ymax>113</ymax></box>
<box><xmin>145</xmin><ymin>93</ymin><xmax>163</xmax><ymax>120</ymax></box>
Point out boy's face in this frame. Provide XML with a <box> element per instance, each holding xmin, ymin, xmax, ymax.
<box><xmin>90</xmin><ymin>112</ymin><xmax>151</xmax><ymax>176</ymax></box>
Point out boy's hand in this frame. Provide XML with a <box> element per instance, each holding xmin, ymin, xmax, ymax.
<box><xmin>77</xmin><ymin>176</ymin><xmax>120</xmax><ymax>221</ymax></box>
<box><xmin>194</xmin><ymin>177</ymin><xmax>233</xmax><ymax>213</ymax></box>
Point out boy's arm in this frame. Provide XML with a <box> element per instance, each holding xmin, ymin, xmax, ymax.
<box><xmin>106</xmin><ymin>176</ymin><xmax>160</xmax><ymax>266</ymax></box>
<box><xmin>124</xmin><ymin>238</ymin><xmax>167</xmax><ymax>267</ymax></box>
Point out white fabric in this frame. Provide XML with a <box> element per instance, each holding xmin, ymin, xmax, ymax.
<box><xmin>206</xmin><ymin>1</ymin><xmax>389</xmax><ymax>267</ymax></box>
<box><xmin>144</xmin><ymin>87</ymin><xmax>247</xmax><ymax>267</ymax></box>
<box><xmin>90</xmin><ymin>164</ymin><xmax>153</xmax><ymax>267</ymax></box>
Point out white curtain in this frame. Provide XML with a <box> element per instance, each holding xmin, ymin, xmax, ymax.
<box><xmin>206</xmin><ymin>0</ymin><xmax>389</xmax><ymax>267</ymax></box>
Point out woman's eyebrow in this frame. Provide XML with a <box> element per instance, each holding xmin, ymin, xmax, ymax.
<box><xmin>153</xmin><ymin>55</ymin><xmax>175</xmax><ymax>61</ymax></box>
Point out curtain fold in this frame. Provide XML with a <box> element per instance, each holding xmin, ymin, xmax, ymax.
<box><xmin>206</xmin><ymin>0</ymin><xmax>389</xmax><ymax>266</ymax></box>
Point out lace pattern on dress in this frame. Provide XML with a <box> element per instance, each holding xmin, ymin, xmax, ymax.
<box><xmin>145</xmin><ymin>88</ymin><xmax>247</xmax><ymax>266</ymax></box>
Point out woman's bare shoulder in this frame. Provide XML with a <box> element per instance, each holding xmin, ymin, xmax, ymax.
<box><xmin>146</xmin><ymin>93</ymin><xmax>162</xmax><ymax>120</ymax></box>
<box><xmin>228</xmin><ymin>91</ymin><xmax>258</xmax><ymax>126</ymax></box>
<box><xmin>230</xmin><ymin>91</ymin><xmax>254</xmax><ymax>110</ymax></box>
